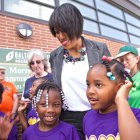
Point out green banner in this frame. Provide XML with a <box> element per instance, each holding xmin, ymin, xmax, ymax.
<box><xmin>1</xmin><ymin>63</ymin><xmax>30</xmax><ymax>94</ymax></box>
<box><xmin>0</xmin><ymin>49</ymin><xmax>28</xmax><ymax>63</ymax></box>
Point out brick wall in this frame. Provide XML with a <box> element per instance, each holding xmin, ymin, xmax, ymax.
<box><xmin>0</xmin><ymin>15</ymin><xmax>125</xmax><ymax>56</ymax></box>
<box><xmin>0</xmin><ymin>14</ymin><xmax>126</xmax><ymax>140</ymax></box>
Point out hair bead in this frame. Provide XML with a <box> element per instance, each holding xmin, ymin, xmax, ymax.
<box><xmin>33</xmin><ymin>82</ymin><xmax>68</xmax><ymax>111</ymax></box>
<box><xmin>107</xmin><ymin>72</ymin><xmax>115</xmax><ymax>80</ymax></box>
<box><xmin>102</xmin><ymin>56</ymin><xmax>133</xmax><ymax>84</ymax></box>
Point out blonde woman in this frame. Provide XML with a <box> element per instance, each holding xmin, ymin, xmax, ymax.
<box><xmin>23</xmin><ymin>49</ymin><xmax>53</xmax><ymax>113</ymax></box>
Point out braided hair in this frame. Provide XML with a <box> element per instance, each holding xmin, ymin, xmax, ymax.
<box><xmin>102</xmin><ymin>56</ymin><xmax>133</xmax><ymax>83</ymax></box>
<box><xmin>32</xmin><ymin>82</ymin><xmax>68</xmax><ymax>111</ymax></box>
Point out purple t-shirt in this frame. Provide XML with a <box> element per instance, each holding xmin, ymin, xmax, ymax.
<box><xmin>0</xmin><ymin>112</ymin><xmax>17</xmax><ymax>140</ymax></box>
<box><xmin>27</xmin><ymin>109</ymin><xmax>39</xmax><ymax>126</ymax></box>
<box><xmin>83</xmin><ymin>108</ymin><xmax>140</xmax><ymax>140</ymax></box>
<box><xmin>22</xmin><ymin>121</ymin><xmax>80</xmax><ymax>140</ymax></box>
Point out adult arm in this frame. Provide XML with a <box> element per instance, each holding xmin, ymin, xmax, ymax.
<box><xmin>115</xmin><ymin>80</ymin><xmax>140</xmax><ymax>140</ymax></box>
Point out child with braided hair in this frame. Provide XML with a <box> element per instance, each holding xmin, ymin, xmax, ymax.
<box><xmin>18</xmin><ymin>78</ymin><xmax>46</xmax><ymax>130</ymax></box>
<box><xmin>22</xmin><ymin>82</ymin><xmax>80</xmax><ymax>140</ymax></box>
<box><xmin>83</xmin><ymin>56</ymin><xmax>140</xmax><ymax>140</ymax></box>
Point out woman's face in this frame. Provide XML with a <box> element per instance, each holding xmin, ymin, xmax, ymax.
<box><xmin>55</xmin><ymin>29</ymin><xmax>79</xmax><ymax>50</ymax></box>
<box><xmin>119</xmin><ymin>53</ymin><xmax>139</xmax><ymax>71</ymax></box>
<box><xmin>30</xmin><ymin>55</ymin><xmax>44</xmax><ymax>75</ymax></box>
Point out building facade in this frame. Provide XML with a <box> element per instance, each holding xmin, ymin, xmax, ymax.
<box><xmin>1</xmin><ymin>0</ymin><xmax>140</xmax><ymax>55</ymax></box>
<box><xmin>0</xmin><ymin>0</ymin><xmax>140</xmax><ymax>139</ymax></box>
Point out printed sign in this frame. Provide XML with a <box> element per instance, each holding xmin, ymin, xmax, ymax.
<box><xmin>0</xmin><ymin>49</ymin><xmax>28</xmax><ymax>64</ymax></box>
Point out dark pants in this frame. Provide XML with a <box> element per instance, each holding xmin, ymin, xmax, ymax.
<box><xmin>60</xmin><ymin>110</ymin><xmax>88</xmax><ymax>140</ymax></box>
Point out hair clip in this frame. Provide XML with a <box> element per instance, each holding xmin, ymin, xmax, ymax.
<box><xmin>107</xmin><ymin>72</ymin><xmax>115</xmax><ymax>80</ymax></box>
<box><xmin>102</xmin><ymin>56</ymin><xmax>112</xmax><ymax>61</ymax></box>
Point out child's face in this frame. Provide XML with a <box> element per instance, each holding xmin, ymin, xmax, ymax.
<box><xmin>86</xmin><ymin>65</ymin><xmax>119</xmax><ymax>114</ymax></box>
<box><xmin>29</xmin><ymin>79</ymin><xmax>42</xmax><ymax>99</ymax></box>
<box><xmin>36</xmin><ymin>89</ymin><xmax>62</xmax><ymax>130</ymax></box>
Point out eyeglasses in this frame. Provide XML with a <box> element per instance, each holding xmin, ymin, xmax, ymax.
<box><xmin>0</xmin><ymin>71</ymin><xmax>5</xmax><ymax>75</ymax></box>
<box><xmin>30</xmin><ymin>60</ymin><xmax>43</xmax><ymax>66</ymax></box>
<box><xmin>119</xmin><ymin>55</ymin><xmax>136</xmax><ymax>63</ymax></box>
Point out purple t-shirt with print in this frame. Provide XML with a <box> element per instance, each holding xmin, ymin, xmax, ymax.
<box><xmin>27</xmin><ymin>109</ymin><xmax>39</xmax><ymax>126</ymax></box>
<box><xmin>0</xmin><ymin>112</ymin><xmax>17</xmax><ymax>140</ymax></box>
<box><xmin>22</xmin><ymin>121</ymin><xmax>80</xmax><ymax>140</ymax></box>
<box><xmin>83</xmin><ymin>108</ymin><xmax>140</xmax><ymax>140</ymax></box>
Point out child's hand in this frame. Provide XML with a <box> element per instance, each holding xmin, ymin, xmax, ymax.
<box><xmin>115</xmin><ymin>80</ymin><xmax>132</xmax><ymax>104</ymax></box>
<box><xmin>18</xmin><ymin>100</ymin><xmax>29</xmax><ymax>112</ymax></box>
<box><xmin>0</xmin><ymin>113</ymin><xmax>19</xmax><ymax>140</ymax></box>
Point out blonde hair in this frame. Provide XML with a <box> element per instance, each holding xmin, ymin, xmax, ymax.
<box><xmin>27</xmin><ymin>49</ymin><xmax>48</xmax><ymax>71</ymax></box>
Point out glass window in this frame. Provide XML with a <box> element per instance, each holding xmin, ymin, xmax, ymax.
<box><xmin>4</xmin><ymin>0</ymin><xmax>54</xmax><ymax>21</ymax></box>
<box><xmin>127</xmin><ymin>24</ymin><xmax>140</xmax><ymax>36</ymax></box>
<box><xmin>40</xmin><ymin>6</ymin><xmax>54</xmax><ymax>21</ymax></box>
<box><xmin>59</xmin><ymin>0</ymin><xmax>69</xmax><ymax>4</ymax></box>
<box><xmin>95</xmin><ymin>0</ymin><xmax>124</xmax><ymax>20</ymax></box>
<box><xmin>33</xmin><ymin>0</ymin><xmax>55</xmax><ymax>6</ymax></box>
<box><xmin>125</xmin><ymin>13</ymin><xmax>140</xmax><ymax>28</ymax></box>
<box><xmin>76</xmin><ymin>0</ymin><xmax>94</xmax><ymax>7</ymax></box>
<box><xmin>59</xmin><ymin>0</ymin><xmax>97</xmax><ymax>20</ymax></box>
<box><xmin>0</xmin><ymin>0</ymin><xmax>1</xmax><ymax>10</ymax></box>
<box><xmin>83</xmin><ymin>19</ymin><xmax>99</xmax><ymax>34</ymax></box>
<box><xmin>98</xmin><ymin>12</ymin><xmax>126</xmax><ymax>31</ymax></box>
<box><xmin>130</xmin><ymin>35</ymin><xmax>140</xmax><ymax>45</ymax></box>
<box><xmin>100</xmin><ymin>25</ymin><xmax>129</xmax><ymax>42</ymax></box>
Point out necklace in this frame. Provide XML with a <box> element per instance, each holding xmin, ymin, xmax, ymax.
<box><xmin>63</xmin><ymin>47</ymin><xmax>86</xmax><ymax>64</ymax></box>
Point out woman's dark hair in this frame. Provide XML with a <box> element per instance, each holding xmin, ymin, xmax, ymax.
<box><xmin>0</xmin><ymin>83</ymin><xmax>4</xmax><ymax>103</ymax></box>
<box><xmin>49</xmin><ymin>3</ymin><xmax>83</xmax><ymax>40</ymax></box>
